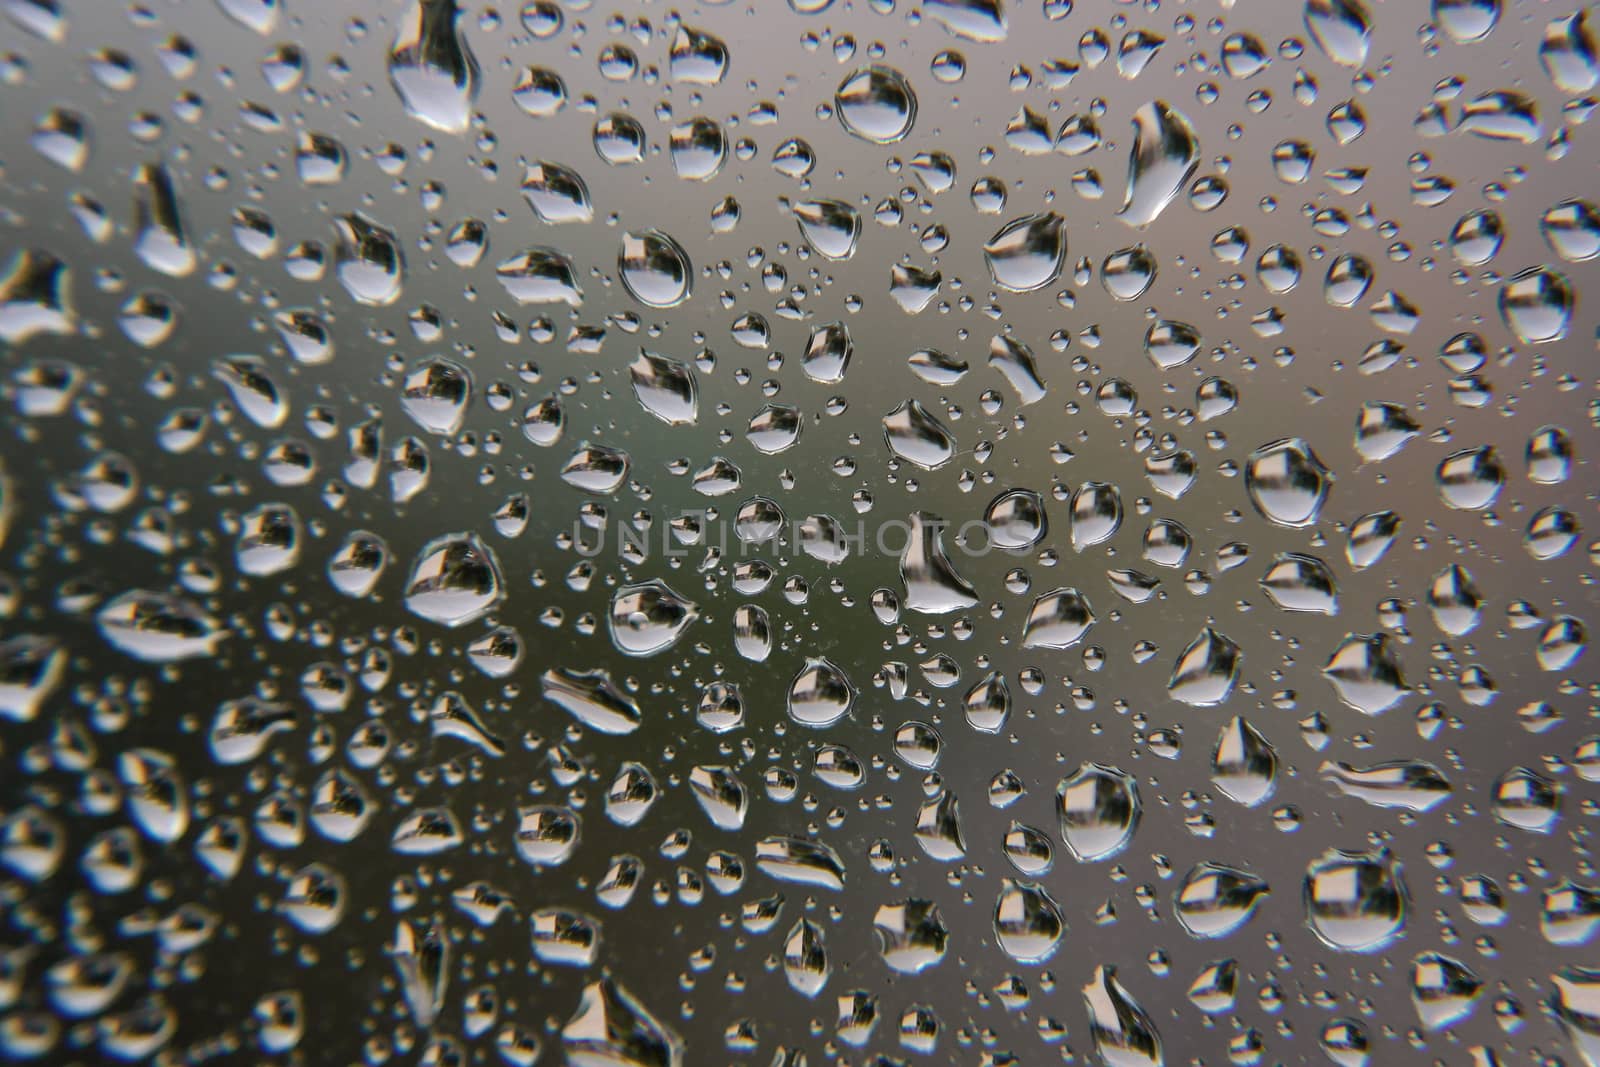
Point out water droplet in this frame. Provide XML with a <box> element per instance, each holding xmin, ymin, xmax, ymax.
<box><xmin>1083</xmin><ymin>966</ymin><xmax>1163</xmax><ymax>1067</ymax></box>
<box><xmin>1436</xmin><ymin>445</ymin><xmax>1504</xmax><ymax>510</ymax></box>
<box><xmin>630</xmin><ymin>350</ymin><xmax>698</xmax><ymax>425</ymax></box>
<box><xmin>756</xmin><ymin>835</ymin><xmax>846</xmax><ymax>889</ymax></box>
<box><xmin>609</xmin><ymin>580</ymin><xmax>698</xmax><ymax>656</ymax></box>
<box><xmin>983</xmin><ymin>212</ymin><xmax>1065</xmax><ymax>292</ymax></box>
<box><xmin>988</xmin><ymin>334</ymin><xmax>1048</xmax><ymax>404</ymax></box>
<box><xmin>1261</xmin><ymin>553</ymin><xmax>1339</xmax><ymax>614</ymax></box>
<box><xmin>1320</xmin><ymin>759</ymin><xmax>1452</xmax><ymax>811</ymax></box>
<box><xmin>1117</xmin><ymin>100</ymin><xmax>1200</xmax><ymax>227</ymax></box>
<box><xmin>668</xmin><ymin>25</ymin><xmax>729</xmax><ymax>84</ymax></box>
<box><xmin>401</xmin><ymin>357</ymin><xmax>471</xmax><ymax>435</ymax></box>
<box><xmin>1305</xmin><ymin>0</ymin><xmax>1372</xmax><ymax>67</ymax></box>
<box><xmin>561</xmin><ymin>979</ymin><xmax>682</xmax><ymax>1067</ymax></box>
<box><xmin>618</xmin><ymin>230</ymin><xmax>691</xmax><ymax>309</ymax></box>
<box><xmin>782</xmin><ymin>919</ymin><xmax>831</xmax><ymax>997</ymax></box>
<box><xmin>520</xmin><ymin>161</ymin><xmax>592</xmax><ymax>224</ymax></box>
<box><xmin>541</xmin><ymin>667</ymin><xmax>640</xmax><ymax>735</ymax></box>
<box><xmin>403</xmin><ymin>532</ymin><xmax>503</xmax><ymax>628</ymax></box>
<box><xmin>1305</xmin><ymin>846</ymin><xmax>1407</xmax><ymax>951</ymax></box>
<box><xmin>1056</xmin><ymin>762</ymin><xmax>1139</xmax><ymax>862</ymax></box>
<box><xmin>97</xmin><ymin>590</ymin><xmax>225</xmax><ymax>663</ymax></box>
<box><xmin>788</xmin><ymin>657</ymin><xmax>855</xmax><ymax>727</ymax></box>
<box><xmin>1499</xmin><ymin>266</ymin><xmax>1573</xmax><ymax>342</ymax></box>
<box><xmin>1102</xmin><ymin>245</ymin><xmax>1158</xmax><ymax>300</ymax></box>
<box><xmin>388</xmin><ymin>0</ymin><xmax>480</xmax><ymax>132</ymax></box>
<box><xmin>835</xmin><ymin>65</ymin><xmax>916</xmax><ymax>144</ymax></box>
<box><xmin>1493</xmin><ymin>766</ymin><xmax>1560</xmax><ymax>833</ymax></box>
<box><xmin>1169</xmin><ymin>627</ymin><xmax>1242</xmax><ymax>706</ymax></box>
<box><xmin>132</xmin><ymin>163</ymin><xmax>195</xmax><ymax>277</ymax></box>
<box><xmin>1070</xmin><ymin>480</ymin><xmax>1122</xmax><ymax>550</ymax></box>
<box><xmin>804</xmin><ymin>321</ymin><xmax>853</xmax><ymax>384</ymax></box>
<box><xmin>924</xmin><ymin>0</ymin><xmax>1006</xmax><ymax>41</ymax></box>
<box><xmin>1023</xmin><ymin>587</ymin><xmax>1096</xmax><ymax>650</ymax></box>
<box><xmin>1245</xmin><ymin>438</ymin><xmax>1331</xmax><ymax>527</ymax></box>
<box><xmin>985</xmin><ymin>489</ymin><xmax>1047</xmax><ymax>550</ymax></box>
<box><xmin>0</xmin><ymin>249</ymin><xmax>74</xmax><ymax>345</ymax></box>
<box><xmin>994</xmin><ymin>880</ymin><xmax>1065</xmax><ymax>962</ymax></box>
<box><xmin>1410</xmin><ymin>952</ymin><xmax>1483</xmax><ymax>1030</ymax></box>
<box><xmin>1175</xmin><ymin>863</ymin><xmax>1269</xmax><ymax>939</ymax></box>
<box><xmin>793</xmin><ymin>199</ymin><xmax>861</xmax><ymax>260</ymax></box>
<box><xmin>1550</xmin><ymin>967</ymin><xmax>1600</xmax><ymax>1067</ymax></box>
<box><xmin>883</xmin><ymin>400</ymin><xmax>957</xmax><ymax>470</ymax></box>
<box><xmin>1212</xmin><ymin>716</ymin><xmax>1278</xmax><ymax>806</ymax></box>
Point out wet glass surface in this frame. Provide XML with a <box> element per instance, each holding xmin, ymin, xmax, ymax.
<box><xmin>0</xmin><ymin>0</ymin><xmax>1598</xmax><ymax>1063</ymax></box>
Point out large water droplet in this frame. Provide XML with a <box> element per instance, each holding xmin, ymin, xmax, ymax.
<box><xmin>1320</xmin><ymin>759</ymin><xmax>1452</xmax><ymax>811</ymax></box>
<box><xmin>983</xmin><ymin>212</ymin><xmax>1065</xmax><ymax>292</ymax></box>
<box><xmin>1245</xmin><ymin>438</ymin><xmax>1331</xmax><ymax>527</ymax></box>
<box><xmin>1410</xmin><ymin>953</ymin><xmax>1482</xmax><ymax>1030</ymax></box>
<box><xmin>1305</xmin><ymin>846</ymin><xmax>1407</xmax><ymax>952</ymax></box>
<box><xmin>1175</xmin><ymin>863</ymin><xmax>1269</xmax><ymax>940</ymax></box>
<box><xmin>793</xmin><ymin>199</ymin><xmax>861</xmax><ymax>260</ymax></box>
<box><xmin>993</xmin><ymin>880</ymin><xmax>1064</xmax><ymax>962</ymax></box>
<box><xmin>618</xmin><ymin>230</ymin><xmax>691</xmax><ymax>309</ymax></box>
<box><xmin>1117</xmin><ymin>100</ymin><xmax>1200</xmax><ymax>227</ymax></box>
<box><xmin>1168</xmin><ymin>627</ymin><xmax>1242</xmax><ymax>706</ymax></box>
<box><xmin>1305</xmin><ymin>0</ymin><xmax>1372</xmax><ymax>67</ymax></box>
<box><xmin>1023</xmin><ymin>587</ymin><xmax>1096</xmax><ymax>650</ymax></box>
<box><xmin>835</xmin><ymin>65</ymin><xmax>917</xmax><ymax>144</ymax></box>
<box><xmin>1083</xmin><ymin>966</ymin><xmax>1163</xmax><ymax>1067</ymax></box>
<box><xmin>1056</xmin><ymin>762</ymin><xmax>1139</xmax><ymax>862</ymax></box>
<box><xmin>608</xmin><ymin>580</ymin><xmax>698</xmax><ymax>656</ymax></box>
<box><xmin>788</xmin><ymin>657</ymin><xmax>855</xmax><ymax>727</ymax></box>
<box><xmin>388</xmin><ymin>0</ymin><xmax>479</xmax><ymax>132</ymax></box>
<box><xmin>403</xmin><ymin>532</ymin><xmax>503</xmax><ymax>628</ymax></box>
<box><xmin>883</xmin><ymin>400</ymin><xmax>957</xmax><ymax>470</ymax></box>
<box><xmin>1499</xmin><ymin>266</ymin><xmax>1573</xmax><ymax>343</ymax></box>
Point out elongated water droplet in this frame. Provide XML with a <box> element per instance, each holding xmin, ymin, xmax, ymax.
<box><xmin>132</xmin><ymin>163</ymin><xmax>195</xmax><ymax>278</ymax></box>
<box><xmin>1083</xmin><ymin>966</ymin><xmax>1163</xmax><ymax>1067</ymax></box>
<box><xmin>988</xmin><ymin>334</ymin><xmax>1048</xmax><ymax>404</ymax></box>
<box><xmin>1320</xmin><ymin>759</ymin><xmax>1451</xmax><ymax>811</ymax></box>
<box><xmin>1117</xmin><ymin>100</ymin><xmax>1200</xmax><ymax>227</ymax></box>
<box><xmin>388</xmin><ymin>0</ymin><xmax>479</xmax><ymax>133</ymax></box>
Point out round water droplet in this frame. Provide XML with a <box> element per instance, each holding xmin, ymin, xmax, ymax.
<box><xmin>1499</xmin><ymin>266</ymin><xmax>1573</xmax><ymax>343</ymax></box>
<box><xmin>835</xmin><ymin>65</ymin><xmax>917</xmax><ymax>144</ymax></box>
<box><xmin>1245</xmin><ymin>438</ymin><xmax>1331</xmax><ymax>528</ymax></box>
<box><xmin>1305</xmin><ymin>847</ymin><xmax>1407</xmax><ymax>952</ymax></box>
